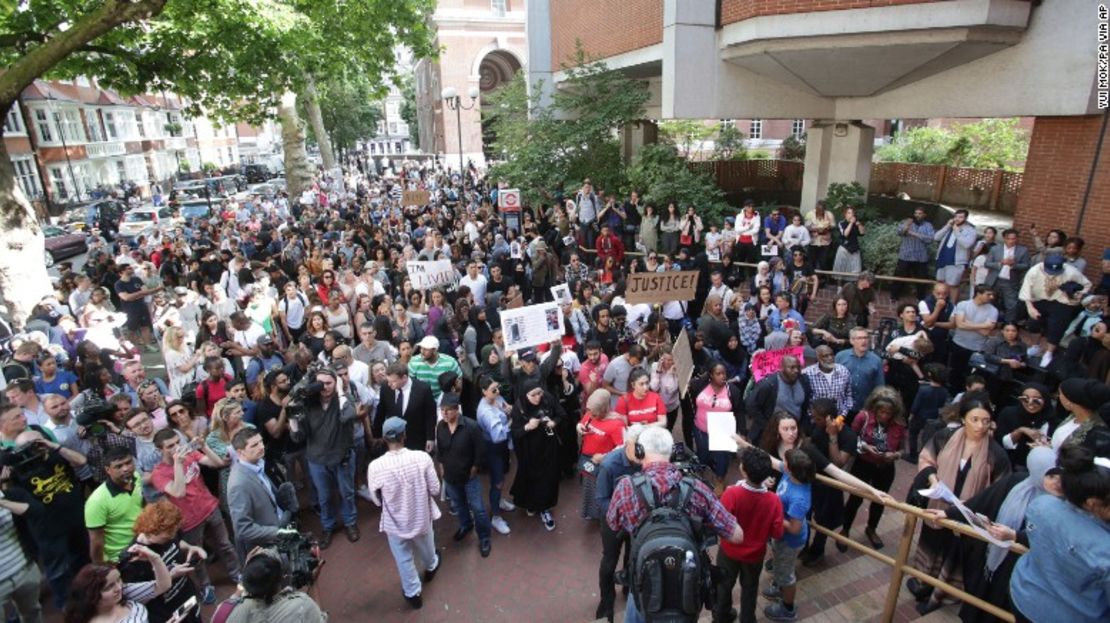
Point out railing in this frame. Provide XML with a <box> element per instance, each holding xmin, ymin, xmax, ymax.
<box><xmin>85</xmin><ymin>141</ymin><xmax>126</xmax><ymax>158</ymax></box>
<box><xmin>165</xmin><ymin>136</ymin><xmax>187</xmax><ymax>150</ymax></box>
<box><xmin>810</xmin><ymin>473</ymin><xmax>1027</xmax><ymax>623</ymax></box>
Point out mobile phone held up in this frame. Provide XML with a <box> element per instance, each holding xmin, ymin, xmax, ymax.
<box><xmin>173</xmin><ymin>595</ymin><xmax>198</xmax><ymax>620</ymax></box>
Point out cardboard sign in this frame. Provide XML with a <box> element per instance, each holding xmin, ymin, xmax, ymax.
<box><xmin>499</xmin><ymin>188</ymin><xmax>521</xmax><ymax>211</ymax></box>
<box><xmin>750</xmin><ymin>346</ymin><xmax>806</xmax><ymax>382</ymax></box>
<box><xmin>502</xmin><ymin>301</ymin><xmax>564</xmax><ymax>351</ymax></box>
<box><xmin>406</xmin><ymin>260</ymin><xmax>456</xmax><ymax>291</ymax></box>
<box><xmin>624</xmin><ymin>271</ymin><xmax>699</xmax><ymax>305</ymax></box>
<box><xmin>402</xmin><ymin>190</ymin><xmax>430</xmax><ymax>206</ymax></box>
<box><xmin>673</xmin><ymin>329</ymin><xmax>695</xmax><ymax>397</ymax></box>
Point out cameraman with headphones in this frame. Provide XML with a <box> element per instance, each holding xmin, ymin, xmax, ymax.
<box><xmin>287</xmin><ymin>366</ymin><xmax>360</xmax><ymax>549</ymax></box>
<box><xmin>594</xmin><ymin>424</ymin><xmax>644</xmax><ymax>622</ymax></box>
<box><xmin>606</xmin><ymin>427</ymin><xmax>744</xmax><ymax>623</ymax></box>
<box><xmin>219</xmin><ymin>546</ymin><xmax>326</xmax><ymax>623</ymax></box>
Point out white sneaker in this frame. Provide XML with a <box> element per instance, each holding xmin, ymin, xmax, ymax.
<box><xmin>357</xmin><ymin>485</ymin><xmax>373</xmax><ymax>502</ymax></box>
<box><xmin>499</xmin><ymin>499</ymin><xmax>516</xmax><ymax>512</ymax></box>
<box><xmin>540</xmin><ymin>511</ymin><xmax>556</xmax><ymax>531</ymax></box>
<box><xmin>491</xmin><ymin>516</ymin><xmax>511</xmax><ymax>535</ymax></box>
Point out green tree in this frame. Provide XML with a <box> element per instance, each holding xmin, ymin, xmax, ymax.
<box><xmin>659</xmin><ymin>119</ymin><xmax>715</xmax><ymax>159</ymax></box>
<box><xmin>399</xmin><ymin>73</ymin><xmax>420</xmax><ymax>147</ymax></box>
<box><xmin>713</xmin><ymin>122</ymin><xmax>747</xmax><ymax>161</ymax></box>
<box><xmin>627</xmin><ymin>143</ymin><xmax>731</xmax><ymax>226</ymax></box>
<box><xmin>778</xmin><ymin>134</ymin><xmax>807</xmax><ymax>161</ymax></box>
<box><xmin>304</xmin><ymin>73</ymin><xmax>384</xmax><ymax>156</ymax></box>
<box><xmin>483</xmin><ymin>45</ymin><xmax>650</xmax><ymax>203</ymax></box>
<box><xmin>876</xmin><ymin>119</ymin><xmax>1029</xmax><ymax>170</ymax></box>
<box><xmin>0</xmin><ymin>0</ymin><xmax>435</xmax><ymax>325</ymax></box>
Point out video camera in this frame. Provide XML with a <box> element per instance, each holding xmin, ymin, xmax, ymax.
<box><xmin>74</xmin><ymin>395</ymin><xmax>118</xmax><ymax>438</ymax></box>
<box><xmin>273</xmin><ymin>530</ymin><xmax>323</xmax><ymax>589</ymax></box>
<box><xmin>670</xmin><ymin>442</ymin><xmax>709</xmax><ymax>481</ymax></box>
<box><xmin>0</xmin><ymin>440</ymin><xmax>50</xmax><ymax>472</ymax></box>
<box><xmin>285</xmin><ymin>363</ymin><xmax>327</xmax><ymax>420</ymax></box>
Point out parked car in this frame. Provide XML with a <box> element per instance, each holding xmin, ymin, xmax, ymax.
<box><xmin>43</xmin><ymin>225</ymin><xmax>88</xmax><ymax>267</ymax></box>
<box><xmin>265</xmin><ymin>177</ymin><xmax>286</xmax><ymax>192</ymax></box>
<box><xmin>59</xmin><ymin>199</ymin><xmax>128</xmax><ymax>234</ymax></box>
<box><xmin>243</xmin><ymin>163</ymin><xmax>273</xmax><ymax>184</ymax></box>
<box><xmin>179</xmin><ymin>199</ymin><xmax>212</xmax><ymax>223</ymax></box>
<box><xmin>119</xmin><ymin>206</ymin><xmax>181</xmax><ymax>237</ymax></box>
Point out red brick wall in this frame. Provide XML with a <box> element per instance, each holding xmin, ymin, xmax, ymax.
<box><xmin>550</xmin><ymin>0</ymin><xmax>663</xmax><ymax>72</ymax></box>
<box><xmin>1012</xmin><ymin>115</ymin><xmax>1110</xmax><ymax>283</ymax></box>
<box><xmin>721</xmin><ymin>0</ymin><xmax>946</xmax><ymax>25</ymax></box>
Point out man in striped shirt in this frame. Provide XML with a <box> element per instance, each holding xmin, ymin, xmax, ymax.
<box><xmin>367</xmin><ymin>416</ymin><xmax>442</xmax><ymax>610</ymax></box>
<box><xmin>408</xmin><ymin>335</ymin><xmax>462</xmax><ymax>402</ymax></box>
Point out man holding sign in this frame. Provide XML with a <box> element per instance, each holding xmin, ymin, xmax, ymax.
<box><xmin>745</xmin><ymin>356</ymin><xmax>813</xmax><ymax>443</ymax></box>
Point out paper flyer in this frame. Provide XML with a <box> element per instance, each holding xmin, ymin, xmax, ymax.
<box><xmin>917</xmin><ymin>481</ymin><xmax>1015</xmax><ymax>548</ymax></box>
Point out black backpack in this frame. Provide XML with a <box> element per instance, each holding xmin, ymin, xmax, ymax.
<box><xmin>628</xmin><ymin>473</ymin><xmax>708</xmax><ymax>623</ymax></box>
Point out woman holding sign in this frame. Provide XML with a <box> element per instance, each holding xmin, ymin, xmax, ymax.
<box><xmin>688</xmin><ymin>362</ymin><xmax>746</xmax><ymax>494</ymax></box>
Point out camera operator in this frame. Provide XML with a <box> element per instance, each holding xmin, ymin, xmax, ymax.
<box><xmin>221</xmin><ymin>546</ymin><xmax>326</xmax><ymax>623</ymax></box>
<box><xmin>288</xmin><ymin>367</ymin><xmax>360</xmax><ymax>549</ymax></box>
<box><xmin>75</xmin><ymin>396</ymin><xmax>137</xmax><ymax>484</ymax></box>
<box><xmin>227</xmin><ymin>428</ymin><xmax>296</xmax><ymax>564</ymax></box>
<box><xmin>593</xmin><ymin>424</ymin><xmax>644</xmax><ymax>622</ymax></box>
<box><xmin>0</xmin><ymin>428</ymin><xmax>90</xmax><ymax>609</ymax></box>
<box><xmin>606</xmin><ymin>427</ymin><xmax>743</xmax><ymax>623</ymax></box>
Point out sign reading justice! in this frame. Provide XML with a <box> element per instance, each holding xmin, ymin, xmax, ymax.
<box><xmin>624</xmin><ymin>270</ymin><xmax>699</xmax><ymax>305</ymax></box>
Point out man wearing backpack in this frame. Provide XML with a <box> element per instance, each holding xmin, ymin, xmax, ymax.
<box><xmin>606</xmin><ymin>427</ymin><xmax>744</xmax><ymax>623</ymax></box>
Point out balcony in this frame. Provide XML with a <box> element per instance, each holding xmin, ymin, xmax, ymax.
<box><xmin>85</xmin><ymin>141</ymin><xmax>126</xmax><ymax>158</ymax></box>
<box><xmin>165</xmin><ymin>137</ymin><xmax>187</xmax><ymax>150</ymax></box>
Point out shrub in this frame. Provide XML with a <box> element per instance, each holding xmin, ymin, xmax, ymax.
<box><xmin>628</xmin><ymin>143</ymin><xmax>732</xmax><ymax>226</ymax></box>
<box><xmin>858</xmin><ymin>219</ymin><xmax>904</xmax><ymax>277</ymax></box>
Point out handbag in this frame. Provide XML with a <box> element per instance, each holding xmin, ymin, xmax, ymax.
<box><xmin>680</xmin><ymin>234</ymin><xmax>693</xmax><ymax>246</ymax></box>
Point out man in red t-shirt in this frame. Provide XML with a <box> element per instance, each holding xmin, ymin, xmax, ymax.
<box><xmin>578</xmin><ymin>342</ymin><xmax>609</xmax><ymax>406</ymax></box>
<box><xmin>715</xmin><ymin>448</ymin><xmax>785</xmax><ymax>623</ymax></box>
<box><xmin>613</xmin><ymin>369</ymin><xmax>666</xmax><ymax>426</ymax></box>
<box><xmin>150</xmin><ymin>428</ymin><xmax>241</xmax><ymax>603</ymax></box>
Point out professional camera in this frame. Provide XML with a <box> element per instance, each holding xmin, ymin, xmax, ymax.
<box><xmin>0</xmin><ymin>440</ymin><xmax>50</xmax><ymax>471</ymax></box>
<box><xmin>74</xmin><ymin>395</ymin><xmax>118</xmax><ymax>437</ymax></box>
<box><xmin>285</xmin><ymin>363</ymin><xmax>327</xmax><ymax>420</ymax></box>
<box><xmin>670</xmin><ymin>442</ymin><xmax>709</xmax><ymax>480</ymax></box>
<box><xmin>273</xmin><ymin>530</ymin><xmax>323</xmax><ymax>589</ymax></box>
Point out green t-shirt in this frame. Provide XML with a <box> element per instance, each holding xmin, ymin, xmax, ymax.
<box><xmin>408</xmin><ymin>353</ymin><xmax>462</xmax><ymax>401</ymax></box>
<box><xmin>84</xmin><ymin>472</ymin><xmax>143</xmax><ymax>562</ymax></box>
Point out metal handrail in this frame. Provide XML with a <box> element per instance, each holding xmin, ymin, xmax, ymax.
<box><xmin>810</xmin><ymin>473</ymin><xmax>1026</xmax><ymax>623</ymax></box>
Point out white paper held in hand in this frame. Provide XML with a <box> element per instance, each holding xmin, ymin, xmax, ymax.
<box><xmin>707</xmin><ymin>411</ymin><xmax>737</xmax><ymax>452</ymax></box>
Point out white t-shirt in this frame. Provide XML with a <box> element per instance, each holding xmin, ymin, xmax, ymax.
<box><xmin>234</xmin><ymin>324</ymin><xmax>266</xmax><ymax>368</ymax></box>
<box><xmin>279</xmin><ymin>293</ymin><xmax>308</xmax><ymax>330</ymax></box>
<box><xmin>458</xmin><ymin>274</ymin><xmax>488</xmax><ymax>307</ymax></box>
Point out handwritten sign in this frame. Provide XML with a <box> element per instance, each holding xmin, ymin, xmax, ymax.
<box><xmin>406</xmin><ymin>260</ymin><xmax>456</xmax><ymax>291</ymax></box>
<box><xmin>750</xmin><ymin>346</ymin><xmax>805</xmax><ymax>382</ymax></box>
<box><xmin>624</xmin><ymin>270</ymin><xmax>699</xmax><ymax>305</ymax></box>
<box><xmin>402</xmin><ymin>190</ymin><xmax>430</xmax><ymax>206</ymax></box>
<box><xmin>673</xmin><ymin>330</ymin><xmax>695</xmax><ymax>397</ymax></box>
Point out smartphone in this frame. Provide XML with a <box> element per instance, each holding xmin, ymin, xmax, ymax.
<box><xmin>173</xmin><ymin>595</ymin><xmax>198</xmax><ymax>620</ymax></box>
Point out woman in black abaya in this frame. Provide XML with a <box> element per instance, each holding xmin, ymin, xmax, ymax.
<box><xmin>510</xmin><ymin>378</ymin><xmax>565</xmax><ymax>530</ymax></box>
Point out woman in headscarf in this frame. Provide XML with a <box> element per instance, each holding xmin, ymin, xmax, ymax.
<box><xmin>994</xmin><ymin>383</ymin><xmax>1055</xmax><ymax>469</ymax></box>
<box><xmin>463</xmin><ymin>306</ymin><xmax>494</xmax><ymax>372</ymax></box>
<box><xmin>922</xmin><ymin>446</ymin><xmax>1057</xmax><ymax>623</ymax></box>
<box><xmin>718</xmin><ymin>334</ymin><xmax>748</xmax><ymax>384</ymax></box>
<box><xmin>1052</xmin><ymin>378</ymin><xmax>1110</xmax><ymax>453</ymax></box>
<box><xmin>510</xmin><ymin>378</ymin><xmax>565</xmax><ymax>531</ymax></box>
<box><xmin>907</xmin><ymin>391</ymin><xmax>1012</xmax><ymax>614</ymax></box>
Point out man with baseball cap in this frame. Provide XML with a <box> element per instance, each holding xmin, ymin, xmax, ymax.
<box><xmin>367</xmin><ymin>416</ymin><xmax>442</xmax><ymax>610</ymax></box>
<box><xmin>435</xmin><ymin>393</ymin><xmax>492</xmax><ymax>557</ymax></box>
<box><xmin>408</xmin><ymin>335</ymin><xmax>462</xmax><ymax>402</ymax></box>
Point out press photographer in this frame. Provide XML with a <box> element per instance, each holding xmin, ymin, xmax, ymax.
<box><xmin>216</xmin><ymin>546</ymin><xmax>326</xmax><ymax>623</ymax></box>
<box><xmin>288</xmin><ymin>366</ymin><xmax>360</xmax><ymax>549</ymax></box>
<box><xmin>0</xmin><ymin>426</ymin><xmax>89</xmax><ymax>609</ymax></box>
<box><xmin>605</xmin><ymin>426</ymin><xmax>743</xmax><ymax>623</ymax></box>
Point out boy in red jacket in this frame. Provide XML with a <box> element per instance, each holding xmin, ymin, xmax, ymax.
<box><xmin>713</xmin><ymin>448</ymin><xmax>784</xmax><ymax>623</ymax></box>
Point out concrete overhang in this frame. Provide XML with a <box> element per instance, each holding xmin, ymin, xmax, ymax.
<box><xmin>719</xmin><ymin>0</ymin><xmax>1031</xmax><ymax>98</ymax></box>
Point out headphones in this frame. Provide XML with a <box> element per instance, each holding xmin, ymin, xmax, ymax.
<box><xmin>634</xmin><ymin>441</ymin><xmax>645</xmax><ymax>461</ymax></box>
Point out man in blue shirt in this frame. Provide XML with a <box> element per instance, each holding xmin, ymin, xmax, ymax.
<box><xmin>594</xmin><ymin>425</ymin><xmax>644</xmax><ymax>622</ymax></box>
<box><xmin>834</xmin><ymin>327</ymin><xmax>885</xmax><ymax>415</ymax></box>
<box><xmin>895</xmin><ymin>208</ymin><xmax>935</xmax><ymax>299</ymax></box>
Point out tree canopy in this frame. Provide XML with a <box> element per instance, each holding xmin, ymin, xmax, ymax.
<box><xmin>875</xmin><ymin>119</ymin><xmax>1029</xmax><ymax>170</ymax></box>
<box><xmin>305</xmin><ymin>73</ymin><xmax>384</xmax><ymax>155</ymax></box>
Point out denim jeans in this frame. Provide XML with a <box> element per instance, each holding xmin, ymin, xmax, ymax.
<box><xmin>386</xmin><ymin>530</ymin><xmax>438</xmax><ymax>598</ymax></box>
<box><xmin>445</xmin><ymin>476</ymin><xmax>492</xmax><ymax>543</ymax></box>
<box><xmin>693</xmin><ymin>427</ymin><xmax>731</xmax><ymax>478</ymax></box>
<box><xmin>486</xmin><ymin>440</ymin><xmax>510</xmax><ymax>512</ymax></box>
<box><xmin>307</xmin><ymin>449</ymin><xmax>357</xmax><ymax>532</ymax></box>
<box><xmin>624</xmin><ymin>592</ymin><xmax>646</xmax><ymax>623</ymax></box>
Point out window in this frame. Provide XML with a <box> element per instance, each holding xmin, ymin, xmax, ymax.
<box><xmin>34</xmin><ymin>109</ymin><xmax>54</xmax><ymax>142</ymax></box>
<box><xmin>86</xmin><ymin>110</ymin><xmax>104</xmax><ymax>142</ymax></box>
<box><xmin>749</xmin><ymin>119</ymin><xmax>762</xmax><ymax>140</ymax></box>
<box><xmin>791</xmin><ymin>119</ymin><xmax>805</xmax><ymax>139</ymax></box>
<box><xmin>115</xmin><ymin>160</ymin><xmax>127</xmax><ymax>182</ymax></box>
<box><xmin>104</xmin><ymin>111</ymin><xmax>118</xmax><ymax>139</ymax></box>
<box><xmin>12</xmin><ymin>158</ymin><xmax>40</xmax><ymax>198</ymax></box>
<box><xmin>370</xmin><ymin>143</ymin><xmax>377</xmax><ymax>154</ymax></box>
<box><xmin>389</xmin><ymin>122</ymin><xmax>398</xmax><ymax>135</ymax></box>
<box><xmin>395</xmin><ymin>141</ymin><xmax>402</xmax><ymax>154</ymax></box>
<box><xmin>52</xmin><ymin>109</ymin><xmax>85</xmax><ymax>143</ymax></box>
<box><xmin>491</xmin><ymin>0</ymin><xmax>507</xmax><ymax>17</ymax></box>
<box><xmin>3</xmin><ymin>104</ymin><xmax>24</xmax><ymax>134</ymax></box>
<box><xmin>48</xmin><ymin>166</ymin><xmax>69</xmax><ymax>199</ymax></box>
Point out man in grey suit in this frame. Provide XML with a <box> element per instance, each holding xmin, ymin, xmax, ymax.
<box><xmin>983</xmin><ymin>228</ymin><xmax>1031</xmax><ymax>323</ymax></box>
<box><xmin>227</xmin><ymin>428</ymin><xmax>295</xmax><ymax>564</ymax></box>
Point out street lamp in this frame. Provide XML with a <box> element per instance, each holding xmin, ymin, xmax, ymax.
<box><xmin>441</xmin><ymin>86</ymin><xmax>479</xmax><ymax>188</ymax></box>
<box><xmin>45</xmin><ymin>93</ymin><xmax>82</xmax><ymax>203</ymax></box>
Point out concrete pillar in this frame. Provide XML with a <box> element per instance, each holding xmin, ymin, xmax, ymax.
<box><xmin>526</xmin><ymin>0</ymin><xmax>555</xmax><ymax>116</ymax></box>
<box><xmin>800</xmin><ymin>121</ymin><xmax>875</xmax><ymax>212</ymax></box>
<box><xmin>662</xmin><ymin>0</ymin><xmax>717</xmax><ymax>119</ymax></box>
<box><xmin>621</xmin><ymin>121</ymin><xmax>659</xmax><ymax>164</ymax></box>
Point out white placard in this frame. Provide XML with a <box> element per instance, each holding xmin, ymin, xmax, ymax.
<box><xmin>707</xmin><ymin>411</ymin><xmax>738</xmax><ymax>452</ymax></box>
<box><xmin>406</xmin><ymin>260</ymin><xmax>457</xmax><ymax>291</ymax></box>
<box><xmin>551</xmin><ymin>283</ymin><xmax>572</xmax><ymax>305</ymax></box>
<box><xmin>510</xmin><ymin>241</ymin><xmax>523</xmax><ymax>259</ymax></box>
<box><xmin>501</xmin><ymin>301</ymin><xmax>565</xmax><ymax>351</ymax></box>
<box><xmin>761</xmin><ymin>244</ymin><xmax>779</xmax><ymax>257</ymax></box>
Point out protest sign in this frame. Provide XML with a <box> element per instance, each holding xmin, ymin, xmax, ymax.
<box><xmin>406</xmin><ymin>260</ymin><xmax>456</xmax><ymax>291</ymax></box>
<box><xmin>750</xmin><ymin>346</ymin><xmax>805</xmax><ymax>382</ymax></box>
<box><xmin>501</xmin><ymin>301</ymin><xmax>564</xmax><ymax>351</ymax></box>
<box><xmin>673</xmin><ymin>330</ymin><xmax>695</xmax><ymax>397</ymax></box>
<box><xmin>707</xmin><ymin>412</ymin><xmax>738</xmax><ymax>452</ymax></box>
<box><xmin>551</xmin><ymin>283</ymin><xmax>572</xmax><ymax>305</ymax></box>
<box><xmin>402</xmin><ymin>190</ymin><xmax>430</xmax><ymax>206</ymax></box>
<box><xmin>625</xmin><ymin>270</ymin><xmax>699</xmax><ymax>305</ymax></box>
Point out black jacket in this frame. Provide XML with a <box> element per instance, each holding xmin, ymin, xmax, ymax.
<box><xmin>435</xmin><ymin>416</ymin><xmax>487</xmax><ymax>486</ymax></box>
<box><xmin>744</xmin><ymin>373</ymin><xmax>813</xmax><ymax>443</ymax></box>
<box><xmin>375</xmin><ymin>378</ymin><xmax>437</xmax><ymax>451</ymax></box>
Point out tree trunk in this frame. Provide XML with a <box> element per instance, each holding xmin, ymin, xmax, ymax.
<box><xmin>0</xmin><ymin>139</ymin><xmax>52</xmax><ymax>329</ymax></box>
<box><xmin>301</xmin><ymin>77</ymin><xmax>336</xmax><ymax>172</ymax></box>
<box><xmin>278</xmin><ymin>93</ymin><xmax>313</xmax><ymax>201</ymax></box>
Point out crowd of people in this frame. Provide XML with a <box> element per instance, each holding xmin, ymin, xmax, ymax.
<box><xmin>0</xmin><ymin>158</ymin><xmax>1107</xmax><ymax>623</ymax></box>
